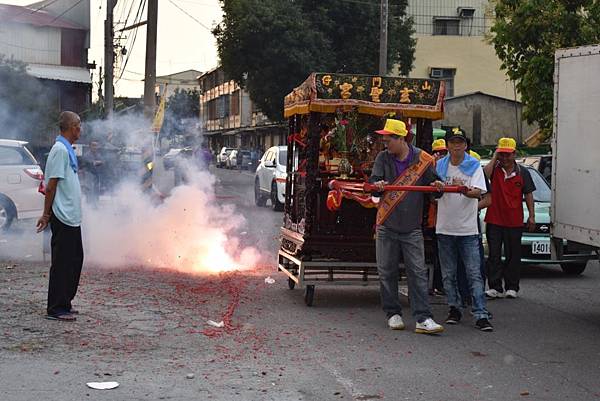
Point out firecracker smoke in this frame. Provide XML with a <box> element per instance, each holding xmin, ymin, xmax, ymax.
<box><xmin>83</xmin><ymin>169</ymin><xmax>262</xmax><ymax>274</ymax></box>
<box><xmin>0</xmin><ymin>109</ymin><xmax>264</xmax><ymax>273</ymax></box>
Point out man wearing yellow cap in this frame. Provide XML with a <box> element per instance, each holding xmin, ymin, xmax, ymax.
<box><xmin>483</xmin><ymin>137</ymin><xmax>536</xmax><ymax>299</ymax></box>
<box><xmin>370</xmin><ymin>119</ymin><xmax>444</xmax><ymax>334</ymax></box>
<box><xmin>431</xmin><ymin>139</ymin><xmax>448</xmax><ymax>161</ymax></box>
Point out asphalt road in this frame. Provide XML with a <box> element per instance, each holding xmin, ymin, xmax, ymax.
<box><xmin>1</xmin><ymin>165</ymin><xmax>599</xmax><ymax>401</ymax></box>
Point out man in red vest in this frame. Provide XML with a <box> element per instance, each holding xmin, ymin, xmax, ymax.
<box><xmin>483</xmin><ymin>138</ymin><xmax>536</xmax><ymax>299</ymax></box>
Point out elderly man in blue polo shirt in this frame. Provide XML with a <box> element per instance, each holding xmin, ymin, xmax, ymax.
<box><xmin>37</xmin><ymin>111</ymin><xmax>84</xmax><ymax>322</ymax></box>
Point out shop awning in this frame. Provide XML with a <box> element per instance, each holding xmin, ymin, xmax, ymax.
<box><xmin>27</xmin><ymin>63</ymin><xmax>92</xmax><ymax>84</ymax></box>
<box><xmin>223</xmin><ymin>129</ymin><xmax>240</xmax><ymax>136</ymax></box>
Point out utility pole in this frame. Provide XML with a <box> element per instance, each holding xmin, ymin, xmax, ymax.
<box><xmin>379</xmin><ymin>0</ymin><xmax>388</xmax><ymax>76</ymax></box>
<box><xmin>104</xmin><ymin>0</ymin><xmax>117</xmax><ymax>116</ymax></box>
<box><xmin>144</xmin><ymin>0</ymin><xmax>158</xmax><ymax>118</ymax></box>
<box><xmin>98</xmin><ymin>66</ymin><xmax>104</xmax><ymax>104</ymax></box>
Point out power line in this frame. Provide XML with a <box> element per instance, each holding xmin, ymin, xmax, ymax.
<box><xmin>50</xmin><ymin>0</ymin><xmax>85</xmax><ymax>24</ymax></box>
<box><xmin>167</xmin><ymin>0</ymin><xmax>213</xmax><ymax>32</ymax></box>
<box><xmin>0</xmin><ymin>39</ymin><xmax>59</xmax><ymax>52</ymax></box>
<box><xmin>117</xmin><ymin>0</ymin><xmax>147</xmax><ymax>82</ymax></box>
<box><xmin>10</xmin><ymin>0</ymin><xmax>61</xmax><ymax>19</ymax></box>
<box><xmin>119</xmin><ymin>0</ymin><xmax>137</xmax><ymax>28</ymax></box>
<box><xmin>123</xmin><ymin>69</ymin><xmax>145</xmax><ymax>76</ymax></box>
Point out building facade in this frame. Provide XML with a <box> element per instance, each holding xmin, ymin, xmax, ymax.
<box><xmin>0</xmin><ymin>1</ymin><xmax>92</xmax><ymax>127</ymax></box>
<box><xmin>156</xmin><ymin>69</ymin><xmax>202</xmax><ymax>98</ymax></box>
<box><xmin>197</xmin><ymin>66</ymin><xmax>285</xmax><ymax>153</ymax></box>
<box><xmin>439</xmin><ymin>92</ymin><xmax>537</xmax><ymax>146</ymax></box>
<box><xmin>405</xmin><ymin>0</ymin><xmax>516</xmax><ymax>101</ymax></box>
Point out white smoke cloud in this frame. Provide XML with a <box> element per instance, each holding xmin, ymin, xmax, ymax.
<box><xmin>82</xmin><ymin>168</ymin><xmax>262</xmax><ymax>274</ymax></box>
<box><xmin>1</xmin><ymin>110</ymin><xmax>265</xmax><ymax>274</ymax></box>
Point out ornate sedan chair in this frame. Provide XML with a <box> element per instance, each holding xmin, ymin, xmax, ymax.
<box><xmin>278</xmin><ymin>73</ymin><xmax>446</xmax><ymax>306</ymax></box>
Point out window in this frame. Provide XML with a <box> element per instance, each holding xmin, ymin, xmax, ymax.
<box><xmin>208</xmin><ymin>99</ymin><xmax>217</xmax><ymax>120</ymax></box>
<box><xmin>528</xmin><ymin>167</ymin><xmax>551</xmax><ymax>203</ymax></box>
<box><xmin>278</xmin><ymin>149</ymin><xmax>287</xmax><ymax>166</ymax></box>
<box><xmin>217</xmin><ymin>94</ymin><xmax>230</xmax><ymax>118</ymax></box>
<box><xmin>430</xmin><ymin>68</ymin><xmax>456</xmax><ymax>97</ymax></box>
<box><xmin>231</xmin><ymin>90</ymin><xmax>240</xmax><ymax>116</ymax></box>
<box><xmin>0</xmin><ymin>146</ymin><xmax>25</xmax><ymax>165</ymax></box>
<box><xmin>433</xmin><ymin>18</ymin><xmax>460</xmax><ymax>36</ymax></box>
<box><xmin>61</xmin><ymin>29</ymin><xmax>85</xmax><ymax>67</ymax></box>
<box><xmin>263</xmin><ymin>151</ymin><xmax>276</xmax><ymax>164</ymax></box>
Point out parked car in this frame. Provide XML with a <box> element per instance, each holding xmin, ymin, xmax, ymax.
<box><xmin>236</xmin><ymin>150</ymin><xmax>252</xmax><ymax>170</ymax></box>
<box><xmin>0</xmin><ymin>139</ymin><xmax>44</xmax><ymax>230</ymax></box>
<box><xmin>217</xmin><ymin>147</ymin><xmax>235</xmax><ymax>168</ymax></box>
<box><xmin>520</xmin><ymin>154</ymin><xmax>552</xmax><ymax>183</ymax></box>
<box><xmin>480</xmin><ymin>163</ymin><xmax>595</xmax><ymax>275</ymax></box>
<box><xmin>254</xmin><ymin>145</ymin><xmax>287</xmax><ymax>211</ymax></box>
<box><xmin>225</xmin><ymin>149</ymin><xmax>238</xmax><ymax>169</ymax></box>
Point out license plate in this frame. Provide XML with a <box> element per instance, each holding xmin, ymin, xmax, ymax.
<box><xmin>532</xmin><ymin>241</ymin><xmax>551</xmax><ymax>254</ymax></box>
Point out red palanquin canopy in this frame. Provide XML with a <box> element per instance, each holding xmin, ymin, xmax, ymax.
<box><xmin>284</xmin><ymin>73</ymin><xmax>445</xmax><ymax>120</ymax></box>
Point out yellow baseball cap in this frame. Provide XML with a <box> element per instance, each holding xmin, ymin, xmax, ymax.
<box><xmin>375</xmin><ymin>119</ymin><xmax>408</xmax><ymax>136</ymax></box>
<box><xmin>497</xmin><ymin>137</ymin><xmax>517</xmax><ymax>153</ymax></box>
<box><xmin>432</xmin><ymin>139</ymin><xmax>447</xmax><ymax>152</ymax></box>
<box><xmin>469</xmin><ymin>150</ymin><xmax>481</xmax><ymax>160</ymax></box>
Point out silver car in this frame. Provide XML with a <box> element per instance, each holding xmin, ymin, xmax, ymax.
<box><xmin>0</xmin><ymin>139</ymin><xmax>44</xmax><ymax>230</ymax></box>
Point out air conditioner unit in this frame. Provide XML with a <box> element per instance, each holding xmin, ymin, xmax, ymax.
<box><xmin>430</xmin><ymin>68</ymin><xmax>444</xmax><ymax>78</ymax></box>
<box><xmin>458</xmin><ymin>7</ymin><xmax>476</xmax><ymax>18</ymax></box>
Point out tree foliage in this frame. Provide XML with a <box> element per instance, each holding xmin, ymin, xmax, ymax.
<box><xmin>0</xmin><ymin>55</ymin><xmax>58</xmax><ymax>143</ymax></box>
<box><xmin>213</xmin><ymin>0</ymin><xmax>415</xmax><ymax>121</ymax></box>
<box><xmin>490</xmin><ymin>0</ymin><xmax>600</xmax><ymax>133</ymax></box>
<box><xmin>162</xmin><ymin>88</ymin><xmax>200</xmax><ymax>136</ymax></box>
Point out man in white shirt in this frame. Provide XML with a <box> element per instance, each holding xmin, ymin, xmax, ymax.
<box><xmin>434</xmin><ymin>129</ymin><xmax>493</xmax><ymax>332</ymax></box>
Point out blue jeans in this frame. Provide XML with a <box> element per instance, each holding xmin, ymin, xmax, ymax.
<box><xmin>456</xmin><ymin>234</ymin><xmax>486</xmax><ymax>306</ymax></box>
<box><xmin>376</xmin><ymin>226</ymin><xmax>433</xmax><ymax>322</ymax></box>
<box><xmin>437</xmin><ymin>234</ymin><xmax>490</xmax><ymax>320</ymax></box>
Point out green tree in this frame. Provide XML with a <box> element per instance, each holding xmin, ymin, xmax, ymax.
<box><xmin>490</xmin><ymin>0</ymin><xmax>600</xmax><ymax>134</ymax></box>
<box><xmin>0</xmin><ymin>55</ymin><xmax>57</xmax><ymax>144</ymax></box>
<box><xmin>213</xmin><ymin>0</ymin><xmax>415</xmax><ymax>121</ymax></box>
<box><xmin>162</xmin><ymin>88</ymin><xmax>200</xmax><ymax>136</ymax></box>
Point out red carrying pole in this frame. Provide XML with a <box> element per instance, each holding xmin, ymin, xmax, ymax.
<box><xmin>328</xmin><ymin>180</ymin><xmax>468</xmax><ymax>194</ymax></box>
<box><xmin>363</xmin><ymin>182</ymin><xmax>468</xmax><ymax>194</ymax></box>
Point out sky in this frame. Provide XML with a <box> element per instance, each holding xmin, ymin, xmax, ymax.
<box><xmin>5</xmin><ymin>0</ymin><xmax>223</xmax><ymax>98</ymax></box>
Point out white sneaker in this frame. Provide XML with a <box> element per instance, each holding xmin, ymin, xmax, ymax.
<box><xmin>387</xmin><ymin>314</ymin><xmax>405</xmax><ymax>330</ymax></box>
<box><xmin>415</xmin><ymin>318</ymin><xmax>444</xmax><ymax>334</ymax></box>
<box><xmin>486</xmin><ymin>289</ymin><xmax>506</xmax><ymax>299</ymax></box>
<box><xmin>505</xmin><ymin>290</ymin><xmax>518</xmax><ymax>299</ymax></box>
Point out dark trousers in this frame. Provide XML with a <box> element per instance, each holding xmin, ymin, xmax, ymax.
<box><xmin>486</xmin><ymin>223</ymin><xmax>522</xmax><ymax>292</ymax></box>
<box><xmin>47</xmin><ymin>216</ymin><xmax>84</xmax><ymax>316</ymax></box>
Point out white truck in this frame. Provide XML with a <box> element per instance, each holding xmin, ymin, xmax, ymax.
<box><xmin>551</xmin><ymin>45</ymin><xmax>600</xmax><ymax>267</ymax></box>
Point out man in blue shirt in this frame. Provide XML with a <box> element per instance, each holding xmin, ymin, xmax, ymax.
<box><xmin>36</xmin><ymin>111</ymin><xmax>83</xmax><ymax>321</ymax></box>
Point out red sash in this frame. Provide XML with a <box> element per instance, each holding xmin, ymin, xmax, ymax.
<box><xmin>376</xmin><ymin>152</ymin><xmax>433</xmax><ymax>226</ymax></box>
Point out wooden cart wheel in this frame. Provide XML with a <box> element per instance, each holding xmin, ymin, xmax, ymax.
<box><xmin>288</xmin><ymin>277</ymin><xmax>296</xmax><ymax>290</ymax></box>
<box><xmin>304</xmin><ymin>285</ymin><xmax>315</xmax><ymax>306</ymax></box>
